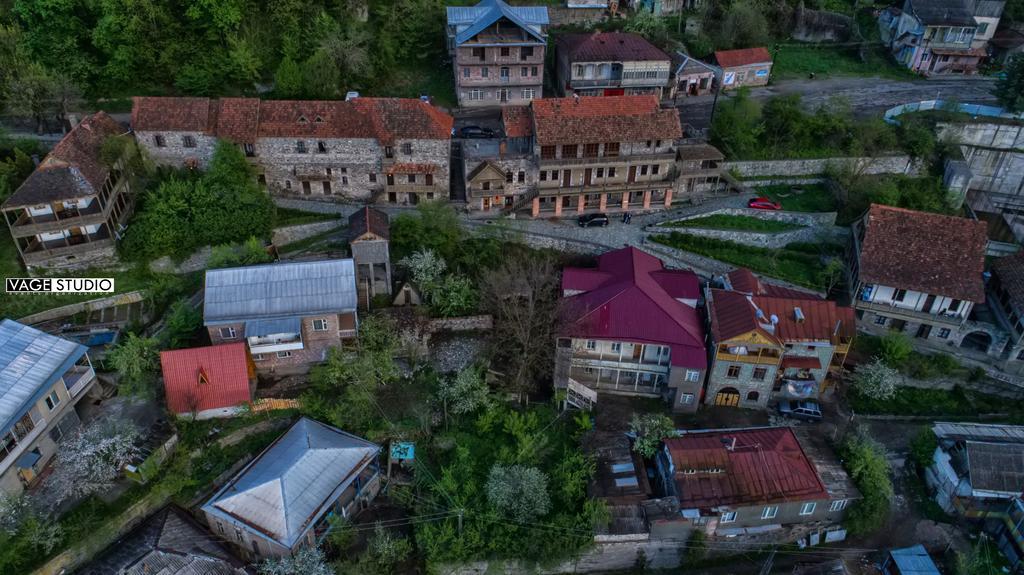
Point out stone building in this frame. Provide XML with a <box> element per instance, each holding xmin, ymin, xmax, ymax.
<box><xmin>555</xmin><ymin>32</ymin><xmax>672</xmax><ymax>98</ymax></box>
<box><xmin>131</xmin><ymin>97</ymin><xmax>453</xmax><ymax>206</ymax></box>
<box><xmin>203</xmin><ymin>259</ymin><xmax>358</xmax><ymax>375</ymax></box>
<box><xmin>348</xmin><ymin>206</ymin><xmax>392</xmax><ymax>305</ymax></box>
<box><xmin>879</xmin><ymin>0</ymin><xmax>1004</xmax><ymax>75</ymax></box>
<box><xmin>446</xmin><ymin>0</ymin><xmax>548</xmax><ymax>108</ymax></box>
<box><xmin>704</xmin><ymin>269</ymin><xmax>855</xmax><ymax>410</ymax></box>
<box><xmin>2</xmin><ymin>112</ymin><xmax>135</xmax><ymax>270</ymax></box>
<box><xmin>713</xmin><ymin>47</ymin><xmax>773</xmax><ymax>90</ymax></box>
<box><xmin>463</xmin><ymin>105</ymin><xmax>537</xmax><ymax>214</ymax></box>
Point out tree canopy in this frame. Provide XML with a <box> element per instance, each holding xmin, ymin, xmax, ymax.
<box><xmin>994</xmin><ymin>55</ymin><xmax>1024</xmax><ymax>113</ymax></box>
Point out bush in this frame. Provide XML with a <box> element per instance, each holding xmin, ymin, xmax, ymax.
<box><xmin>879</xmin><ymin>332</ymin><xmax>912</xmax><ymax>366</ymax></box>
<box><xmin>852</xmin><ymin>357</ymin><xmax>901</xmax><ymax>401</ymax></box>
<box><xmin>630</xmin><ymin>414</ymin><xmax>677</xmax><ymax>458</ymax></box>
<box><xmin>908</xmin><ymin>427</ymin><xmax>938</xmax><ymax>470</ymax></box>
<box><xmin>839</xmin><ymin>431</ymin><xmax>892</xmax><ymax>536</ymax></box>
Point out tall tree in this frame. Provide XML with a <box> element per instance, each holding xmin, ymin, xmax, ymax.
<box><xmin>994</xmin><ymin>55</ymin><xmax>1024</xmax><ymax>113</ymax></box>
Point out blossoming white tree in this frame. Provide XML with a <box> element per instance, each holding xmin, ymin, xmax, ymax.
<box><xmin>46</xmin><ymin>417</ymin><xmax>141</xmax><ymax>507</ymax></box>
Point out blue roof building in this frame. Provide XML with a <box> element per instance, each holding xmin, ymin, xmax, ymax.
<box><xmin>881</xmin><ymin>545</ymin><xmax>941</xmax><ymax>575</ymax></box>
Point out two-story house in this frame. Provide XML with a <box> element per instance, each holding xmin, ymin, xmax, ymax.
<box><xmin>203</xmin><ymin>259</ymin><xmax>358</xmax><ymax>375</ymax></box>
<box><xmin>348</xmin><ymin>207</ymin><xmax>393</xmax><ymax>304</ymax></box>
<box><xmin>528</xmin><ymin>95</ymin><xmax>683</xmax><ymax>217</ymax></box>
<box><xmin>446</xmin><ymin>0</ymin><xmax>548</xmax><ymax>108</ymax></box>
<box><xmin>704</xmin><ymin>269</ymin><xmax>855</xmax><ymax>410</ymax></box>
<box><xmin>554</xmin><ymin>246</ymin><xmax>707</xmax><ymax>413</ymax></box>
<box><xmin>880</xmin><ymin>0</ymin><xmax>1004</xmax><ymax>75</ymax></box>
<box><xmin>654</xmin><ymin>427</ymin><xmax>857</xmax><ymax>539</ymax></box>
<box><xmin>849</xmin><ymin>205</ymin><xmax>989</xmax><ymax>349</ymax></box>
<box><xmin>2</xmin><ymin>112</ymin><xmax>135</xmax><ymax>270</ymax></box>
<box><xmin>202</xmin><ymin>417</ymin><xmax>381</xmax><ymax>561</ymax></box>
<box><xmin>555</xmin><ymin>32</ymin><xmax>672</xmax><ymax>98</ymax></box>
<box><xmin>463</xmin><ymin>105</ymin><xmax>537</xmax><ymax>214</ymax></box>
<box><xmin>131</xmin><ymin>97</ymin><xmax>453</xmax><ymax>206</ymax></box>
<box><xmin>0</xmin><ymin>319</ymin><xmax>99</xmax><ymax>496</ymax></box>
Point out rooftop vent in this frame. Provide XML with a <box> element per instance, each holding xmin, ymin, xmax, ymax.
<box><xmin>794</xmin><ymin>307</ymin><xmax>805</xmax><ymax>323</ymax></box>
<box><xmin>721</xmin><ymin>436</ymin><xmax>737</xmax><ymax>451</ymax></box>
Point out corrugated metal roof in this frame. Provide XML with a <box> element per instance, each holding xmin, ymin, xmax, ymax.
<box><xmin>159</xmin><ymin>343</ymin><xmax>252</xmax><ymax>416</ymax></box>
<box><xmin>202</xmin><ymin>418</ymin><xmax>380</xmax><ymax>549</ymax></box>
<box><xmin>245</xmin><ymin>317</ymin><xmax>301</xmax><ymax>337</ymax></box>
<box><xmin>888</xmin><ymin>545</ymin><xmax>941</xmax><ymax>575</ymax></box>
<box><xmin>933</xmin><ymin>422</ymin><xmax>1024</xmax><ymax>443</ymax></box>
<box><xmin>966</xmin><ymin>441</ymin><xmax>1024</xmax><ymax>494</ymax></box>
<box><xmin>447</xmin><ymin>0</ymin><xmax>548</xmax><ymax>46</ymax></box>
<box><xmin>203</xmin><ymin>259</ymin><xmax>356</xmax><ymax>324</ymax></box>
<box><xmin>0</xmin><ymin>319</ymin><xmax>87</xmax><ymax>434</ymax></box>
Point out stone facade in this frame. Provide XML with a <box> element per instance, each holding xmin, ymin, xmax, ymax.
<box><xmin>722</xmin><ymin>154</ymin><xmax>917</xmax><ymax>178</ymax></box>
<box><xmin>464</xmin><ymin>151</ymin><xmax>537</xmax><ymax>213</ymax></box>
<box><xmin>207</xmin><ymin>313</ymin><xmax>357</xmax><ymax>376</ymax></box>
<box><xmin>649</xmin><ymin>208</ymin><xmax>842</xmax><ymax>249</ymax></box>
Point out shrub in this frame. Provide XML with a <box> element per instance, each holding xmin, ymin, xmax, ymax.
<box><xmin>486</xmin><ymin>464</ymin><xmax>552</xmax><ymax>522</ymax></box>
<box><xmin>879</xmin><ymin>332</ymin><xmax>912</xmax><ymax>366</ymax></box>
<box><xmin>852</xmin><ymin>357</ymin><xmax>901</xmax><ymax>401</ymax></box>
<box><xmin>630</xmin><ymin>414</ymin><xmax>677</xmax><ymax>458</ymax></box>
<box><xmin>839</xmin><ymin>431</ymin><xmax>892</xmax><ymax>536</ymax></box>
<box><xmin>908</xmin><ymin>427</ymin><xmax>938</xmax><ymax>470</ymax></box>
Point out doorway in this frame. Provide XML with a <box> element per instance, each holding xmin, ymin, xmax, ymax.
<box><xmin>714</xmin><ymin>388</ymin><xmax>741</xmax><ymax>407</ymax></box>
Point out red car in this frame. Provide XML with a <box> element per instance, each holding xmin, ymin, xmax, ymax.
<box><xmin>748</xmin><ymin>197</ymin><xmax>782</xmax><ymax>210</ymax></box>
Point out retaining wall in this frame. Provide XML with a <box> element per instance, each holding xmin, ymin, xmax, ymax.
<box><xmin>18</xmin><ymin>290</ymin><xmax>146</xmax><ymax>325</ymax></box>
<box><xmin>722</xmin><ymin>155</ymin><xmax>917</xmax><ymax>178</ymax></box>
<box><xmin>271</xmin><ymin>220</ymin><xmax>343</xmax><ymax>246</ymax></box>
<box><xmin>427</xmin><ymin>315</ymin><xmax>493</xmax><ymax>333</ymax></box>
<box><xmin>647</xmin><ymin>207</ymin><xmax>842</xmax><ymax>249</ymax></box>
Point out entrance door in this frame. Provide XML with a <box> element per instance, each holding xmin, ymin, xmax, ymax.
<box><xmin>714</xmin><ymin>388</ymin><xmax>741</xmax><ymax>407</ymax></box>
<box><xmin>916</xmin><ymin>324</ymin><xmax>932</xmax><ymax>339</ymax></box>
<box><xmin>482</xmin><ymin>197</ymin><xmax>491</xmax><ymax>211</ymax></box>
<box><xmin>627</xmin><ymin>166</ymin><xmax>637</xmax><ymax>183</ymax></box>
<box><xmin>584</xmin><ymin>168</ymin><xmax>593</xmax><ymax>186</ymax></box>
<box><xmin>923</xmin><ymin>294</ymin><xmax>936</xmax><ymax>314</ymax></box>
<box><xmin>386</xmin><ymin>174</ymin><xmax>395</xmax><ymax>186</ymax></box>
<box><xmin>562</xmin><ymin>170</ymin><xmax>571</xmax><ymax>188</ymax></box>
<box><xmin>632</xmin><ymin>345</ymin><xmax>642</xmax><ymax>360</ymax></box>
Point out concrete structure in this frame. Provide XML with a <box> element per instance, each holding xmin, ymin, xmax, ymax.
<box><xmin>202</xmin><ymin>418</ymin><xmax>381</xmax><ymax>562</ymax></box>
<box><xmin>554</xmin><ymin>247</ymin><xmax>707</xmax><ymax>413</ymax></box>
<box><xmin>2</xmin><ymin>113</ymin><xmax>135</xmax><ymax>271</ymax></box>
<box><xmin>704</xmin><ymin>269</ymin><xmax>855</xmax><ymax>410</ymax></box>
<box><xmin>555</xmin><ymin>32</ymin><xmax>671</xmax><ymax>98</ymax></box>
<box><xmin>670</xmin><ymin>52</ymin><xmax>718</xmax><ymax>98</ymax></box>
<box><xmin>0</xmin><ymin>320</ymin><xmax>99</xmax><ymax>496</ymax></box>
<box><xmin>879</xmin><ymin>0</ymin><xmax>1004</xmax><ymax>75</ymax></box>
<box><xmin>348</xmin><ymin>207</ymin><xmax>392</xmax><ymax>306</ymax></box>
<box><xmin>131</xmin><ymin>97</ymin><xmax>453</xmax><ymax>206</ymax></box>
<box><xmin>446</xmin><ymin>0</ymin><xmax>548</xmax><ymax>108</ymax></box>
<box><xmin>203</xmin><ymin>259</ymin><xmax>358</xmax><ymax>375</ymax></box>
<box><xmin>159</xmin><ymin>343</ymin><xmax>256</xmax><ymax>420</ymax></box>
<box><xmin>713</xmin><ymin>48</ymin><xmax>773</xmax><ymax>90</ymax></box>
<box><xmin>989</xmin><ymin>251</ymin><xmax>1024</xmax><ymax>376</ymax></box>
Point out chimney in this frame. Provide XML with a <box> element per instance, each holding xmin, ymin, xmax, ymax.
<box><xmin>794</xmin><ymin>307</ymin><xmax>805</xmax><ymax>324</ymax></box>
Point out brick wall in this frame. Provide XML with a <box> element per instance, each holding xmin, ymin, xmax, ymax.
<box><xmin>207</xmin><ymin>313</ymin><xmax>355</xmax><ymax>375</ymax></box>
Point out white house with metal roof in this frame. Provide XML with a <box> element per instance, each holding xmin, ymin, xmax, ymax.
<box><xmin>0</xmin><ymin>319</ymin><xmax>98</xmax><ymax>496</ymax></box>
<box><xmin>201</xmin><ymin>417</ymin><xmax>381</xmax><ymax>561</ymax></box>
<box><xmin>203</xmin><ymin>258</ymin><xmax>358</xmax><ymax>375</ymax></box>
<box><xmin>446</xmin><ymin>0</ymin><xmax>549</xmax><ymax>108</ymax></box>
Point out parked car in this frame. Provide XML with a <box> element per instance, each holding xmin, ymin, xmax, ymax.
<box><xmin>748</xmin><ymin>197</ymin><xmax>782</xmax><ymax>210</ymax></box>
<box><xmin>578</xmin><ymin>213</ymin><xmax>610</xmax><ymax>228</ymax></box>
<box><xmin>777</xmin><ymin>399</ymin><xmax>823</xmax><ymax>422</ymax></box>
<box><xmin>459</xmin><ymin>125</ymin><xmax>495</xmax><ymax>139</ymax></box>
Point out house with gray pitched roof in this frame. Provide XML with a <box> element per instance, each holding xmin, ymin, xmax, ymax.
<box><xmin>0</xmin><ymin>319</ymin><xmax>98</xmax><ymax>497</ymax></box>
<box><xmin>201</xmin><ymin>417</ymin><xmax>381</xmax><ymax>561</ymax></box>
<box><xmin>446</xmin><ymin>0</ymin><xmax>548</xmax><ymax>107</ymax></box>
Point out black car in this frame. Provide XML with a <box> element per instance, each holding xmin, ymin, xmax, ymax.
<box><xmin>777</xmin><ymin>399</ymin><xmax>823</xmax><ymax>422</ymax></box>
<box><xmin>578</xmin><ymin>213</ymin><xmax>610</xmax><ymax>227</ymax></box>
<box><xmin>459</xmin><ymin>125</ymin><xmax>495</xmax><ymax>139</ymax></box>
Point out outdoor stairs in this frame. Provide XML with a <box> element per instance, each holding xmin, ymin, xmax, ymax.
<box><xmin>503</xmin><ymin>186</ymin><xmax>539</xmax><ymax>216</ymax></box>
<box><xmin>719</xmin><ymin>170</ymin><xmax>754</xmax><ymax>196</ymax></box>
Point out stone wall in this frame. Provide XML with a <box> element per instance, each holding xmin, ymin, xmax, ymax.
<box><xmin>271</xmin><ymin>220</ymin><xmax>343</xmax><ymax>246</ymax></box>
<box><xmin>135</xmin><ymin>130</ymin><xmax>218</xmax><ymax>169</ymax></box>
<box><xmin>149</xmin><ymin>246</ymin><xmax>213</xmax><ymax>274</ymax></box>
<box><xmin>26</xmin><ymin>244</ymin><xmax>122</xmax><ymax>273</ymax></box>
<box><xmin>440</xmin><ymin>539</ymin><xmax>685</xmax><ymax>574</ymax></box>
<box><xmin>427</xmin><ymin>314</ymin><xmax>493</xmax><ymax>333</ymax></box>
<box><xmin>548</xmin><ymin>5</ymin><xmax>608</xmax><ymax>27</ymax></box>
<box><xmin>647</xmin><ymin>207</ymin><xmax>842</xmax><ymax>249</ymax></box>
<box><xmin>722</xmin><ymin>155</ymin><xmax>917</xmax><ymax>178</ymax></box>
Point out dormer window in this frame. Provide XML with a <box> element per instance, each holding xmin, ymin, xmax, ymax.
<box><xmin>314</xmin><ymin>116</ymin><xmax>324</xmax><ymax>123</ymax></box>
<box><xmin>298</xmin><ymin>116</ymin><xmax>308</xmax><ymax>124</ymax></box>
<box><xmin>198</xmin><ymin>368</ymin><xmax>209</xmax><ymax>386</ymax></box>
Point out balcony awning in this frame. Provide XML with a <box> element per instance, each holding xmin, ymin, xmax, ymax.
<box><xmin>245</xmin><ymin>317</ymin><xmax>301</xmax><ymax>337</ymax></box>
<box><xmin>780</xmin><ymin>356</ymin><xmax>821</xmax><ymax>370</ymax></box>
<box><xmin>16</xmin><ymin>449</ymin><xmax>41</xmax><ymax>469</ymax></box>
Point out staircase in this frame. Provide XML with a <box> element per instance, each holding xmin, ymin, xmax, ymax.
<box><xmin>502</xmin><ymin>185</ymin><xmax>540</xmax><ymax>216</ymax></box>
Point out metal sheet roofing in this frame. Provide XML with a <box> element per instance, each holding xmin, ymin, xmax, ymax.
<box><xmin>966</xmin><ymin>441</ymin><xmax>1024</xmax><ymax>494</ymax></box>
<box><xmin>933</xmin><ymin>421</ymin><xmax>1024</xmax><ymax>443</ymax></box>
<box><xmin>887</xmin><ymin>545</ymin><xmax>941</xmax><ymax>575</ymax></box>
<box><xmin>203</xmin><ymin>259</ymin><xmax>356</xmax><ymax>324</ymax></box>
<box><xmin>245</xmin><ymin>317</ymin><xmax>302</xmax><ymax>337</ymax></box>
<box><xmin>0</xmin><ymin>319</ymin><xmax>87</xmax><ymax>434</ymax></box>
<box><xmin>447</xmin><ymin>0</ymin><xmax>548</xmax><ymax>46</ymax></box>
<box><xmin>202</xmin><ymin>418</ymin><xmax>380</xmax><ymax>549</ymax></box>
<box><xmin>159</xmin><ymin>343</ymin><xmax>252</xmax><ymax>416</ymax></box>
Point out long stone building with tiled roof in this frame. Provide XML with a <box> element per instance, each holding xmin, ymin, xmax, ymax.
<box><xmin>131</xmin><ymin>96</ymin><xmax>453</xmax><ymax>206</ymax></box>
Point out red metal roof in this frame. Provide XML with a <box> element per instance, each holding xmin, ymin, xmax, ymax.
<box><xmin>665</xmin><ymin>427</ymin><xmax>829</xmax><ymax>509</ymax></box>
<box><xmin>160</xmin><ymin>343</ymin><xmax>253</xmax><ymax>415</ymax></box>
<box><xmin>714</xmin><ymin>47</ymin><xmax>773</xmax><ymax>69</ymax></box>
<box><xmin>708</xmin><ymin>288</ymin><xmax>856</xmax><ymax>344</ymax></box>
<box><xmin>560</xmin><ymin>247</ymin><xmax>706</xmax><ymax>369</ymax></box>
<box><xmin>556</xmin><ymin>32</ymin><xmax>671</xmax><ymax>63</ymax></box>
<box><xmin>726</xmin><ymin>268</ymin><xmax>822</xmax><ymax>300</ymax></box>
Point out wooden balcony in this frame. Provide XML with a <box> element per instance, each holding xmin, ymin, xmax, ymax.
<box><xmin>855</xmin><ymin>299</ymin><xmax>965</xmax><ymax>326</ymax></box>
<box><xmin>715</xmin><ymin>352</ymin><xmax>782</xmax><ymax>365</ymax></box>
<box><xmin>21</xmin><ymin>234</ymin><xmax>115</xmax><ymax>265</ymax></box>
<box><xmin>539</xmin><ymin>151</ymin><xmax>677</xmax><ymax>167</ymax></box>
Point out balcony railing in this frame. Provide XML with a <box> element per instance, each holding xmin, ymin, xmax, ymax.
<box><xmin>855</xmin><ymin>299</ymin><xmax>965</xmax><ymax>326</ymax></box>
<box><xmin>715</xmin><ymin>352</ymin><xmax>782</xmax><ymax>365</ymax></box>
<box><xmin>570</xmin><ymin>355</ymin><xmax>671</xmax><ymax>374</ymax></box>
<box><xmin>539</xmin><ymin>151</ymin><xmax>677</xmax><ymax>167</ymax></box>
<box><xmin>62</xmin><ymin>366</ymin><xmax>96</xmax><ymax>398</ymax></box>
<box><xmin>0</xmin><ymin>423</ymin><xmax>44</xmax><ymax>474</ymax></box>
<box><xmin>248</xmin><ymin>335</ymin><xmax>304</xmax><ymax>354</ymax></box>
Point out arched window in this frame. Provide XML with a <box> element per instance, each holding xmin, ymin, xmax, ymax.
<box><xmin>746</xmin><ymin>391</ymin><xmax>760</xmax><ymax>402</ymax></box>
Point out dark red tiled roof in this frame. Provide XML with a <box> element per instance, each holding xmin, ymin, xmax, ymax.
<box><xmin>131</xmin><ymin>97</ymin><xmax>453</xmax><ymax>145</ymax></box>
<box><xmin>502</xmin><ymin>105</ymin><xmax>533</xmax><ymax>138</ymax></box>
<box><xmin>531</xmin><ymin>96</ymin><xmax>681</xmax><ymax>145</ymax></box>
<box><xmin>348</xmin><ymin>206</ymin><xmax>390</xmax><ymax>241</ymax></box>
<box><xmin>3</xmin><ymin>112</ymin><xmax>125</xmax><ymax>208</ymax></box>
<box><xmin>560</xmin><ymin>247</ymin><xmax>706</xmax><ymax>369</ymax></box>
<box><xmin>993</xmin><ymin>251</ymin><xmax>1024</xmax><ymax>311</ymax></box>
<box><xmin>160</xmin><ymin>343</ymin><xmax>252</xmax><ymax>415</ymax></box>
<box><xmin>665</xmin><ymin>427</ymin><xmax>829</xmax><ymax>509</ymax></box>
<box><xmin>714</xmin><ymin>47</ymin><xmax>773</xmax><ymax>68</ymax></box>
<box><xmin>556</xmin><ymin>32</ymin><xmax>670</xmax><ymax>63</ymax></box>
<box><xmin>708</xmin><ymin>288</ymin><xmax>855</xmax><ymax>344</ymax></box>
<box><xmin>858</xmin><ymin>204</ymin><xmax>987</xmax><ymax>303</ymax></box>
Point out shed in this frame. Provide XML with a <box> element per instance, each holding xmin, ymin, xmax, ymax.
<box><xmin>881</xmin><ymin>544</ymin><xmax>941</xmax><ymax>575</ymax></box>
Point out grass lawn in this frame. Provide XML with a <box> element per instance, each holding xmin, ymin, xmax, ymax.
<box><xmin>364</xmin><ymin>62</ymin><xmax>457</xmax><ymax>109</ymax></box>
<box><xmin>757</xmin><ymin>183</ymin><xmax>839</xmax><ymax>213</ymax></box>
<box><xmin>665</xmin><ymin>214</ymin><xmax>804</xmax><ymax>232</ymax></box>
<box><xmin>652</xmin><ymin>232</ymin><xmax>828</xmax><ymax>289</ymax></box>
<box><xmin>771</xmin><ymin>44</ymin><xmax>915</xmax><ymax>80</ymax></box>
<box><xmin>848</xmin><ymin>385</ymin><xmax>1024</xmax><ymax>417</ymax></box>
<box><xmin>275</xmin><ymin>206</ymin><xmax>341</xmax><ymax>227</ymax></box>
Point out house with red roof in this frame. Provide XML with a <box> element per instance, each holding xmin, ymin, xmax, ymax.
<box><xmin>713</xmin><ymin>47</ymin><xmax>773</xmax><ymax>89</ymax></box>
<box><xmin>654</xmin><ymin>427</ymin><xmax>857</xmax><ymax>537</ymax></box>
<box><xmin>160</xmin><ymin>343</ymin><xmax>256</xmax><ymax>420</ymax></box>
<box><xmin>555</xmin><ymin>246</ymin><xmax>707</xmax><ymax>413</ymax></box>
<box><xmin>131</xmin><ymin>97</ymin><xmax>453</xmax><ymax>207</ymax></box>
<box><xmin>554</xmin><ymin>32</ymin><xmax>672</xmax><ymax>98</ymax></box>
<box><xmin>703</xmin><ymin>269</ymin><xmax>855</xmax><ymax>410</ymax></box>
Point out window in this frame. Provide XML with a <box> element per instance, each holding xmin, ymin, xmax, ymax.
<box><xmin>469</xmin><ymin>89</ymin><xmax>483</xmax><ymax>101</ymax></box>
<box><xmin>608</xmin><ymin>167</ymin><xmax>616</xmax><ymax>178</ymax></box>
<box><xmin>531</xmin><ymin>66</ymin><xmax>538</xmax><ymax>76</ymax></box>
<box><xmin>472</xmin><ymin>47</ymin><xmax>485</xmax><ymax>60</ymax></box>
<box><xmin>640</xmin><ymin>165</ymin><xmax>649</xmax><ymax>176</ymax></box>
<box><xmin>385</xmin><ymin>146</ymin><xmax>394</xmax><ymax>158</ymax></box>
<box><xmin>285</xmin><ymin>180</ymin><xmax>292</xmax><ymax>190</ymax></box>
<box><xmin>425</xmin><ymin>174</ymin><xmax>433</xmax><ymax>185</ymax></box>
<box><xmin>873</xmin><ymin>316</ymin><xmax>887</xmax><ymax>326</ymax></box>
<box><xmin>680</xmin><ymin>393</ymin><xmax>695</xmax><ymax>405</ymax></box>
<box><xmin>521</xmin><ymin>67</ymin><xmax>528</xmax><ymax>77</ymax></box>
<box><xmin>302</xmin><ymin>181</ymin><xmax>311</xmax><ymax>195</ymax></box>
<box><xmin>277</xmin><ymin>351</ymin><xmax>292</xmax><ymax>359</ymax></box>
<box><xmin>341</xmin><ymin>176</ymin><xmax>348</xmax><ymax>186</ymax></box>
<box><xmin>522</xmin><ymin>88</ymin><xmax>535</xmax><ymax>100</ymax></box>
<box><xmin>313</xmin><ymin>319</ymin><xmax>329</xmax><ymax>331</ymax></box>
<box><xmin>408</xmin><ymin>174</ymin><xmax>416</xmax><ymax>184</ymax></box>
<box><xmin>253</xmin><ymin>354</ymin><xmax>265</xmax><ymax>361</ymax></box>
<box><xmin>317</xmin><ymin>141</ymin><xmax>327</xmax><ymax>153</ymax></box>
<box><xmin>235</xmin><ymin>528</ymin><xmax>243</xmax><ymax>543</ymax></box>
<box><xmin>585</xmin><ymin>340</ymin><xmax>596</xmax><ymax>350</ymax></box>
<box><xmin>596</xmin><ymin>167</ymin><xmax>604</xmax><ymax>178</ymax></box>
<box><xmin>498</xmin><ymin>88</ymin><xmax>509</xmax><ymax>103</ymax></box>
<box><xmin>463</xmin><ymin>68</ymin><xmax>470</xmax><ymax>78</ymax></box>
<box><xmin>482</xmin><ymin>181</ymin><xmax>491</xmax><ymax>191</ymax></box>
<box><xmin>541</xmin><ymin>145</ymin><xmax>556</xmax><ymax>159</ymax></box>
<box><xmin>296</xmin><ymin>141</ymin><xmax>307</xmax><ymax>154</ymax></box>
<box><xmin>323</xmin><ymin>181</ymin><xmax>332</xmax><ymax>194</ymax></box>
<box><xmin>761</xmin><ymin>505</ymin><xmax>778</xmax><ymax>519</ymax></box>
<box><xmin>517</xmin><ymin>171</ymin><xmax>525</xmax><ymax>183</ymax></box>
<box><xmin>388</xmin><ymin>192</ymin><xmax>397</xmax><ymax>202</ymax></box>
<box><xmin>539</xmin><ymin>171</ymin><xmax>547</xmax><ymax>181</ymax></box>
<box><xmin>721</xmin><ymin>511</ymin><xmax>737</xmax><ymax>523</ymax></box>
<box><xmin>583</xmin><ymin>143</ymin><xmax>599</xmax><ymax>158</ymax></box>
<box><xmin>506</xmin><ymin>170</ymin><xmax>514</xmax><ymax>183</ymax></box>
<box><xmin>154</xmin><ymin>135</ymin><xmax>166</xmax><ymax>147</ymax></box>
<box><xmin>220</xmin><ymin>327</ymin><xmax>236</xmax><ymax>339</ymax></box>
<box><xmin>829</xmin><ymin>499</ymin><xmax>847</xmax><ymax>512</ymax></box>
<box><xmin>948</xmin><ymin>299</ymin><xmax>961</xmax><ymax>312</ymax></box>
<box><xmin>893</xmin><ymin>289</ymin><xmax>907</xmax><ymax>302</ymax></box>
<box><xmin>611</xmin><ymin>342</ymin><xmax>622</xmax><ymax>353</ymax></box>
<box><xmin>401</xmin><ymin>143</ymin><xmax>413</xmax><ymax>155</ymax></box>
<box><xmin>746</xmin><ymin>391</ymin><xmax>760</xmax><ymax>402</ymax></box>
<box><xmin>182</xmin><ymin>135</ymin><xmax>196</xmax><ymax>148</ymax></box>
<box><xmin>753</xmin><ymin>367</ymin><xmax>768</xmax><ymax>380</ymax></box>
<box><xmin>562</xmin><ymin>144</ymin><xmax>578</xmax><ymax>158</ymax></box>
<box><xmin>604</xmin><ymin>142</ymin><xmax>620</xmax><ymax>157</ymax></box>
<box><xmin>44</xmin><ymin>390</ymin><xmax>60</xmax><ymax>411</ymax></box>
<box><xmin>243</xmin><ymin>143</ymin><xmax>255</xmax><ymax>157</ymax></box>
<box><xmin>726</xmin><ymin>365</ymin><xmax>741</xmax><ymax>378</ymax></box>
<box><xmin>655</xmin><ymin>140</ymin><xmax>662</xmax><ymax>147</ymax></box>
<box><xmin>977</xmin><ymin>22</ymin><xmax>988</xmax><ymax>34</ymax></box>
<box><xmin>500</xmin><ymin>47</ymin><xmax>510</xmax><ymax>57</ymax></box>
<box><xmin>685</xmin><ymin>370</ymin><xmax>700</xmax><ymax>382</ymax></box>
<box><xmin>799</xmin><ymin>502</ymin><xmax>816</xmax><ymax>516</ymax></box>
<box><xmin>521</xmin><ymin>47</ymin><xmax>534</xmax><ymax>60</ymax></box>
<box><xmin>482</xmin><ymin>67</ymin><xmax>489</xmax><ymax>78</ymax></box>
<box><xmin>652</xmin><ymin>164</ymin><xmax>660</xmax><ymax>175</ymax></box>
<box><xmin>369</xmin><ymin>173</ymin><xmax>377</xmax><ymax>183</ymax></box>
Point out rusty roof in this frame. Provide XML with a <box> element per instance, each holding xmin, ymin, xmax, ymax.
<box><xmin>677</xmin><ymin>143</ymin><xmax>724</xmax><ymax>161</ymax></box>
<box><xmin>531</xmin><ymin>95</ymin><xmax>681</xmax><ymax>145</ymax></box>
<box><xmin>708</xmin><ymin>288</ymin><xmax>854</xmax><ymax>345</ymax></box>
<box><xmin>502</xmin><ymin>105</ymin><xmax>533</xmax><ymax>138</ymax></box>
<box><xmin>714</xmin><ymin>47</ymin><xmax>773</xmax><ymax>68</ymax></box>
<box><xmin>665</xmin><ymin>427</ymin><xmax>829</xmax><ymax>509</ymax></box>
<box><xmin>347</xmin><ymin>206</ymin><xmax>390</xmax><ymax>241</ymax></box>
<box><xmin>556</xmin><ymin>32</ymin><xmax>670</xmax><ymax>63</ymax></box>
<box><xmin>384</xmin><ymin>162</ymin><xmax>439</xmax><ymax>175</ymax></box>
<box><xmin>858</xmin><ymin>205</ymin><xmax>987</xmax><ymax>303</ymax></box>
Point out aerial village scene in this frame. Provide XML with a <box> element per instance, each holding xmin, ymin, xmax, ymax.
<box><xmin>1</xmin><ymin>0</ymin><xmax>1024</xmax><ymax>573</ymax></box>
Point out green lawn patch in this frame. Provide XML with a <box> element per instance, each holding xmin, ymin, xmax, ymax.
<box><xmin>771</xmin><ymin>44</ymin><xmax>915</xmax><ymax>80</ymax></box>
<box><xmin>276</xmin><ymin>225</ymin><xmax>345</xmax><ymax>254</ymax></box>
<box><xmin>364</xmin><ymin>63</ymin><xmax>457</xmax><ymax>109</ymax></box>
<box><xmin>275</xmin><ymin>206</ymin><xmax>340</xmax><ymax>227</ymax></box>
<box><xmin>757</xmin><ymin>184</ymin><xmax>839</xmax><ymax>213</ymax></box>
<box><xmin>652</xmin><ymin>232</ymin><xmax>828</xmax><ymax>289</ymax></box>
<box><xmin>848</xmin><ymin>385</ymin><xmax>1021</xmax><ymax>417</ymax></box>
<box><xmin>666</xmin><ymin>214</ymin><xmax>803</xmax><ymax>232</ymax></box>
